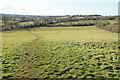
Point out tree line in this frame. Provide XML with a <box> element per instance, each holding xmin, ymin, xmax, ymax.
<box><xmin>1</xmin><ymin>14</ymin><xmax>118</xmax><ymax>33</ymax></box>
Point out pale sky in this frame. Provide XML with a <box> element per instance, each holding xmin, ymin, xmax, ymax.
<box><xmin>0</xmin><ymin>0</ymin><xmax>119</xmax><ymax>16</ymax></box>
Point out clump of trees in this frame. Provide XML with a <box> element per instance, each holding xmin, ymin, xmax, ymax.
<box><xmin>95</xmin><ymin>20</ymin><xmax>118</xmax><ymax>33</ymax></box>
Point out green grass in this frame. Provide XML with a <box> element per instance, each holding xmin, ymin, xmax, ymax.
<box><xmin>2</xmin><ymin>26</ymin><xmax>119</xmax><ymax>79</ymax></box>
<box><xmin>30</xmin><ymin>26</ymin><xmax>118</xmax><ymax>42</ymax></box>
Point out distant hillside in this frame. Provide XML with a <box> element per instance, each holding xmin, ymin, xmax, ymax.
<box><xmin>1</xmin><ymin>13</ymin><xmax>118</xmax><ymax>33</ymax></box>
<box><xmin>1</xmin><ymin>14</ymin><xmax>104</xmax><ymax>18</ymax></box>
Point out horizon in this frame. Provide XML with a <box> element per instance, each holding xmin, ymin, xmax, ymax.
<box><xmin>1</xmin><ymin>13</ymin><xmax>117</xmax><ymax>17</ymax></box>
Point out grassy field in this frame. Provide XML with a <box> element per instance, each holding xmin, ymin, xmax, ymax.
<box><xmin>2</xmin><ymin>26</ymin><xmax>119</xmax><ymax>78</ymax></box>
<box><xmin>29</xmin><ymin>26</ymin><xmax>118</xmax><ymax>42</ymax></box>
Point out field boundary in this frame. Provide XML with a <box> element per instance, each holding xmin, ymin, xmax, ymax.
<box><xmin>94</xmin><ymin>26</ymin><xmax>117</xmax><ymax>34</ymax></box>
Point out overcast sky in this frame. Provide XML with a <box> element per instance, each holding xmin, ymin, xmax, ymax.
<box><xmin>0</xmin><ymin>0</ymin><xmax>119</xmax><ymax>16</ymax></box>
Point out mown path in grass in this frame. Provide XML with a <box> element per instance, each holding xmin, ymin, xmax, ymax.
<box><xmin>2</xmin><ymin>30</ymin><xmax>40</xmax><ymax>78</ymax></box>
<box><xmin>17</xmin><ymin>38</ymin><xmax>40</xmax><ymax>78</ymax></box>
